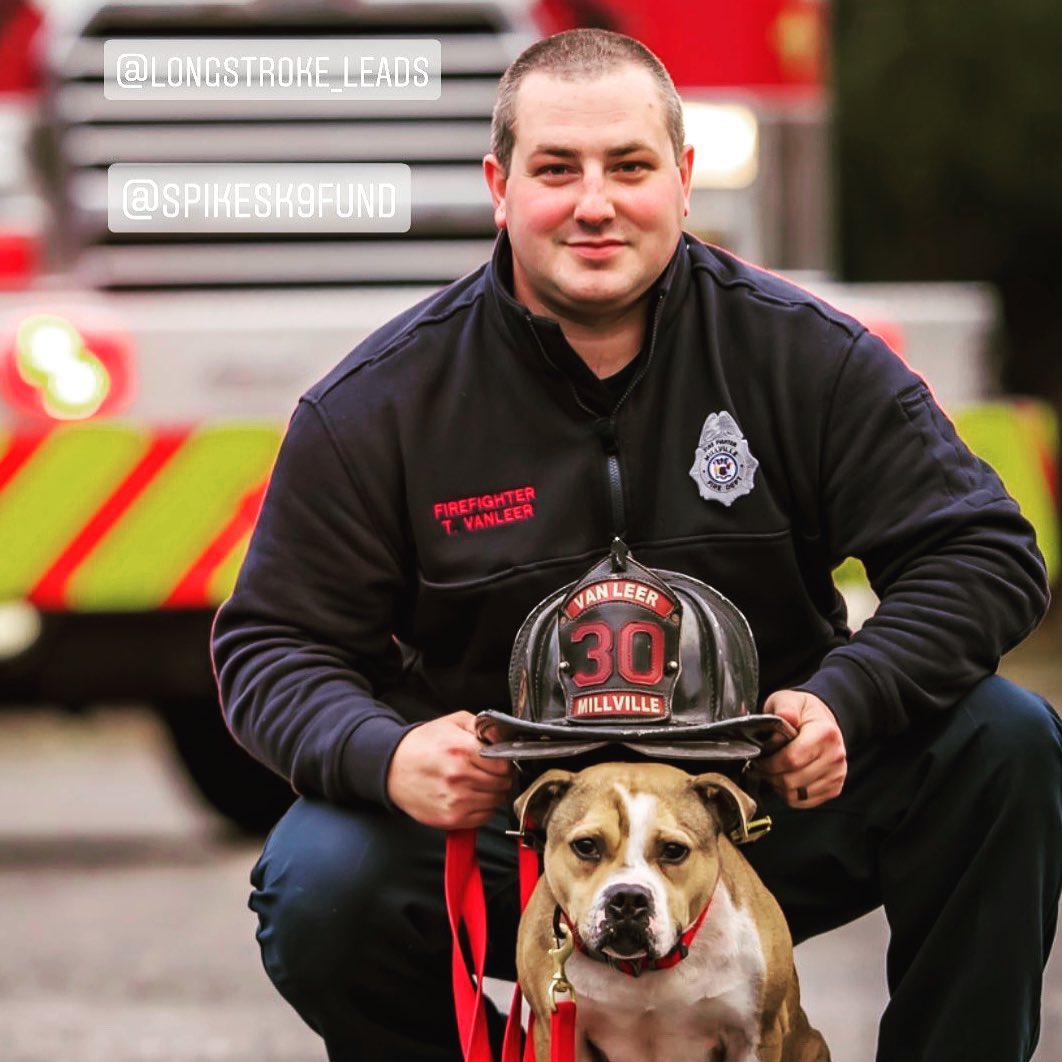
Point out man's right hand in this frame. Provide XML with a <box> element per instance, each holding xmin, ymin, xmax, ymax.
<box><xmin>386</xmin><ymin>711</ymin><xmax>514</xmax><ymax>829</ymax></box>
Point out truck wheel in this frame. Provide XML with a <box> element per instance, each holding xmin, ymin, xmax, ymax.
<box><xmin>157</xmin><ymin>698</ymin><xmax>294</xmax><ymax>836</ymax></box>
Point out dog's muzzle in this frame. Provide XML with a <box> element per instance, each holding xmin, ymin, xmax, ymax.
<box><xmin>598</xmin><ymin>884</ymin><xmax>654</xmax><ymax>957</ymax></box>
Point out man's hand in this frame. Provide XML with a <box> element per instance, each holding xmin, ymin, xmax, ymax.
<box><xmin>756</xmin><ymin>690</ymin><xmax>847</xmax><ymax>808</ymax></box>
<box><xmin>386</xmin><ymin>711</ymin><xmax>513</xmax><ymax>829</ymax></box>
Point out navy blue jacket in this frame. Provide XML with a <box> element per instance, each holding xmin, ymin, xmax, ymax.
<box><xmin>211</xmin><ymin>235</ymin><xmax>1049</xmax><ymax>807</ymax></box>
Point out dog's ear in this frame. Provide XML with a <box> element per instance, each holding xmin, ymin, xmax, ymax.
<box><xmin>691</xmin><ymin>772</ymin><xmax>758</xmax><ymax>841</ymax></box>
<box><xmin>513</xmin><ymin>769</ymin><xmax>575</xmax><ymax>841</ymax></box>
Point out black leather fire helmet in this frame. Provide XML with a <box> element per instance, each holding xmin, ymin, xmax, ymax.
<box><xmin>476</xmin><ymin>540</ymin><xmax>794</xmax><ymax>762</ymax></box>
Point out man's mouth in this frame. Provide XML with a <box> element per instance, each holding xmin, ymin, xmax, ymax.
<box><xmin>567</xmin><ymin>239</ymin><xmax>625</xmax><ymax>259</ymax></box>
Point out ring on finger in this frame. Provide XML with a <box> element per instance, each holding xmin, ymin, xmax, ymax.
<box><xmin>796</xmin><ymin>785</ymin><xmax>808</xmax><ymax>802</ymax></box>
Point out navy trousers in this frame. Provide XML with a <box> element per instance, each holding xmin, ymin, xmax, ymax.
<box><xmin>249</xmin><ymin>676</ymin><xmax>1062</xmax><ymax>1061</ymax></box>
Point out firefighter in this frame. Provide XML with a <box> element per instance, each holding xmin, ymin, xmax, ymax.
<box><xmin>212</xmin><ymin>29</ymin><xmax>1061</xmax><ymax>1061</ymax></box>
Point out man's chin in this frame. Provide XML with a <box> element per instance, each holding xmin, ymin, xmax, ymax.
<box><xmin>550</xmin><ymin>277</ymin><xmax>649</xmax><ymax>321</ymax></box>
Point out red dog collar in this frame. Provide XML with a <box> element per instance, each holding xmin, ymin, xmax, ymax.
<box><xmin>558</xmin><ymin>899</ymin><xmax>711</xmax><ymax>978</ymax></box>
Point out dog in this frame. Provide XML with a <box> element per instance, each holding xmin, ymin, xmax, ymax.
<box><xmin>513</xmin><ymin>762</ymin><xmax>830</xmax><ymax>1062</ymax></box>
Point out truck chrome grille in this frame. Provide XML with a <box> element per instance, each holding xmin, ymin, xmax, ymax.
<box><xmin>48</xmin><ymin>5</ymin><xmax>526</xmax><ymax>289</ymax></box>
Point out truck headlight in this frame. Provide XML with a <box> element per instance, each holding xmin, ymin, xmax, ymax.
<box><xmin>682</xmin><ymin>102</ymin><xmax>759</xmax><ymax>190</ymax></box>
<box><xmin>0</xmin><ymin>601</ymin><xmax>42</xmax><ymax>660</ymax></box>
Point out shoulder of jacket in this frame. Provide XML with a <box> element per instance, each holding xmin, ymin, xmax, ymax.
<box><xmin>304</xmin><ymin>263</ymin><xmax>491</xmax><ymax>403</ymax></box>
<box><xmin>685</xmin><ymin>238</ymin><xmax>866</xmax><ymax>343</ymax></box>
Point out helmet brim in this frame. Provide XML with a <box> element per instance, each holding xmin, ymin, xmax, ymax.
<box><xmin>475</xmin><ymin>710</ymin><xmax>794</xmax><ymax>761</ymax></box>
<box><xmin>478</xmin><ymin>738</ymin><xmax>763</xmax><ymax>761</ymax></box>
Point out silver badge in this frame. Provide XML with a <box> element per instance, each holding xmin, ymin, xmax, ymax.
<box><xmin>689</xmin><ymin>411</ymin><xmax>758</xmax><ymax>506</ymax></box>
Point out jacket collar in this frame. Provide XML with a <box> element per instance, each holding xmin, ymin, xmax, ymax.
<box><xmin>488</xmin><ymin>229</ymin><xmax>692</xmax><ymax>335</ymax></box>
<box><xmin>485</xmin><ymin>230</ymin><xmax>692</xmax><ymax>407</ymax></box>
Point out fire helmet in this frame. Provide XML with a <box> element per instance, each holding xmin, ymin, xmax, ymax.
<box><xmin>476</xmin><ymin>541</ymin><xmax>793</xmax><ymax>762</ymax></box>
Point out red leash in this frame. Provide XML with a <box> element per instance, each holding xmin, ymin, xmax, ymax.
<box><xmin>444</xmin><ymin>829</ymin><xmax>493</xmax><ymax>1061</ymax></box>
<box><xmin>445</xmin><ymin>829</ymin><xmax>541</xmax><ymax>1062</ymax></box>
<box><xmin>549</xmin><ymin>1001</ymin><xmax>577</xmax><ymax>1062</ymax></box>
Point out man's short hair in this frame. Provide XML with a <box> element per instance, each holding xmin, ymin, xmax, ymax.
<box><xmin>490</xmin><ymin>29</ymin><xmax>685</xmax><ymax>174</ymax></box>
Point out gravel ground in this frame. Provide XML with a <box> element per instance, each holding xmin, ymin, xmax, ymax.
<box><xmin>0</xmin><ymin>621</ymin><xmax>1058</xmax><ymax>1061</ymax></box>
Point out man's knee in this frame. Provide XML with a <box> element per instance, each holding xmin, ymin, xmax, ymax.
<box><xmin>250</xmin><ymin>798</ymin><xmax>443</xmax><ymax>995</ymax></box>
<box><xmin>954</xmin><ymin>675</ymin><xmax>1062</xmax><ymax>794</ymax></box>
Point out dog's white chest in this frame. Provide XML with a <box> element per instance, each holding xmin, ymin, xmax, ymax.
<box><xmin>566</xmin><ymin>881</ymin><xmax>766</xmax><ymax>1062</ymax></box>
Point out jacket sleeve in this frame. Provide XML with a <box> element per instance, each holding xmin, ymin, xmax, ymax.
<box><xmin>211</xmin><ymin>397</ymin><xmax>420</xmax><ymax>808</ymax></box>
<box><xmin>797</xmin><ymin>328</ymin><xmax>1050</xmax><ymax>749</ymax></box>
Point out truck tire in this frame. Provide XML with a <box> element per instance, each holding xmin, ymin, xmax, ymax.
<box><xmin>157</xmin><ymin>698</ymin><xmax>295</xmax><ymax>836</ymax></box>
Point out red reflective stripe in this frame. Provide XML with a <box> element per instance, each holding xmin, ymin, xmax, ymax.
<box><xmin>0</xmin><ymin>431</ymin><xmax>49</xmax><ymax>490</ymax></box>
<box><xmin>28</xmin><ymin>430</ymin><xmax>189</xmax><ymax>608</ymax></box>
<box><xmin>163</xmin><ymin>480</ymin><xmax>268</xmax><ymax>608</ymax></box>
<box><xmin>0</xmin><ymin>231</ymin><xmax>39</xmax><ymax>290</ymax></box>
<box><xmin>1040</xmin><ymin>447</ymin><xmax>1058</xmax><ymax>505</ymax></box>
<box><xmin>1034</xmin><ymin>427</ymin><xmax>1059</xmax><ymax>504</ymax></box>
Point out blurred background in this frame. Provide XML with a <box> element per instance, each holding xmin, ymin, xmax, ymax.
<box><xmin>0</xmin><ymin>0</ymin><xmax>1058</xmax><ymax>1059</ymax></box>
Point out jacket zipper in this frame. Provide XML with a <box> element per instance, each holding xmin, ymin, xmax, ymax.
<box><xmin>524</xmin><ymin>288</ymin><xmax>667</xmax><ymax>540</ymax></box>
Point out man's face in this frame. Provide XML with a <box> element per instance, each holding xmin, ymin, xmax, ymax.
<box><xmin>484</xmin><ymin>66</ymin><xmax>693</xmax><ymax>325</ymax></box>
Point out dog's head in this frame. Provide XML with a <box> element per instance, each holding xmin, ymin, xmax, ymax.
<box><xmin>514</xmin><ymin>762</ymin><xmax>757</xmax><ymax>963</ymax></box>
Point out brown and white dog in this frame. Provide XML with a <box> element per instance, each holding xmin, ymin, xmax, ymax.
<box><xmin>514</xmin><ymin>762</ymin><xmax>830</xmax><ymax>1062</ymax></box>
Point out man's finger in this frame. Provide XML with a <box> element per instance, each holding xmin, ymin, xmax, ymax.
<box><xmin>463</xmin><ymin>771</ymin><xmax>514</xmax><ymax>794</ymax></box>
<box><xmin>767</xmin><ymin>761</ymin><xmax>847</xmax><ymax>806</ymax></box>
<box><xmin>756</xmin><ymin>731</ymin><xmax>826</xmax><ymax>775</ymax></box>
<box><xmin>472</xmin><ymin>749</ymin><xmax>514</xmax><ymax>776</ymax></box>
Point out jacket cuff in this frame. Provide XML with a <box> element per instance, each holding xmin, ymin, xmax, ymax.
<box><xmin>339</xmin><ymin>714</ymin><xmax>418</xmax><ymax>810</ymax></box>
<box><xmin>796</xmin><ymin>657</ymin><xmax>889</xmax><ymax>753</ymax></box>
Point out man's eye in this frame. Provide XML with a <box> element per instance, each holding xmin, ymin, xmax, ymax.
<box><xmin>660</xmin><ymin>842</ymin><xmax>689</xmax><ymax>864</ymax></box>
<box><xmin>570</xmin><ymin>837</ymin><xmax>600</xmax><ymax>861</ymax></box>
<box><xmin>616</xmin><ymin>161</ymin><xmax>648</xmax><ymax>174</ymax></box>
<box><xmin>537</xmin><ymin>164</ymin><xmax>571</xmax><ymax>177</ymax></box>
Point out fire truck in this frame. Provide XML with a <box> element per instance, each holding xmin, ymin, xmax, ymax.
<box><xmin>0</xmin><ymin>0</ymin><xmax>1055</xmax><ymax>833</ymax></box>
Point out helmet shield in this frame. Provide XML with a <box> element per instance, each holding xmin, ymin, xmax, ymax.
<box><xmin>477</xmin><ymin>542</ymin><xmax>792</xmax><ymax>761</ymax></box>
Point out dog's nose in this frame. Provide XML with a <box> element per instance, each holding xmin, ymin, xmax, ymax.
<box><xmin>605</xmin><ymin>886</ymin><xmax>652</xmax><ymax>924</ymax></box>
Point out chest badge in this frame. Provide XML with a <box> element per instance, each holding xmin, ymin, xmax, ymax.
<box><xmin>689</xmin><ymin>410</ymin><xmax>759</xmax><ymax>506</ymax></box>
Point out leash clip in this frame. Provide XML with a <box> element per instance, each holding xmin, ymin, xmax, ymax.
<box><xmin>729</xmin><ymin>814</ymin><xmax>773</xmax><ymax>845</ymax></box>
<box><xmin>505</xmin><ymin>810</ymin><xmax>546</xmax><ymax>852</ymax></box>
<box><xmin>547</xmin><ymin>921</ymin><xmax>577</xmax><ymax>1012</ymax></box>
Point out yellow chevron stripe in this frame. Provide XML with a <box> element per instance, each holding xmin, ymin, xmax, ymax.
<box><xmin>954</xmin><ymin>402</ymin><xmax>1059</xmax><ymax>580</ymax></box>
<box><xmin>0</xmin><ymin>426</ymin><xmax>149</xmax><ymax>601</ymax></box>
<box><xmin>835</xmin><ymin>401</ymin><xmax>1059</xmax><ymax>589</ymax></box>
<box><xmin>66</xmin><ymin>424</ymin><xmax>281</xmax><ymax>610</ymax></box>
<box><xmin>206</xmin><ymin>528</ymin><xmax>255</xmax><ymax>604</ymax></box>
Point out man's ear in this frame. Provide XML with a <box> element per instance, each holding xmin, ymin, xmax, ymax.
<box><xmin>691</xmin><ymin>772</ymin><xmax>757</xmax><ymax>839</ymax></box>
<box><xmin>483</xmin><ymin>153</ymin><xmax>508</xmax><ymax>229</ymax></box>
<box><xmin>678</xmin><ymin>143</ymin><xmax>694</xmax><ymax>217</ymax></box>
<box><xmin>513</xmin><ymin>768</ymin><xmax>574</xmax><ymax>839</ymax></box>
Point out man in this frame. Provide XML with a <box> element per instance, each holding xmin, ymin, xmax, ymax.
<box><xmin>212</xmin><ymin>29</ymin><xmax>1061</xmax><ymax>1062</ymax></box>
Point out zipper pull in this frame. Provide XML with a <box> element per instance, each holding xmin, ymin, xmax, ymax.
<box><xmin>593</xmin><ymin>417</ymin><xmax>619</xmax><ymax>455</ymax></box>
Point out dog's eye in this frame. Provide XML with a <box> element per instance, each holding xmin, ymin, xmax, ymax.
<box><xmin>570</xmin><ymin>837</ymin><xmax>600</xmax><ymax>861</ymax></box>
<box><xmin>659</xmin><ymin>842</ymin><xmax>689</xmax><ymax>864</ymax></box>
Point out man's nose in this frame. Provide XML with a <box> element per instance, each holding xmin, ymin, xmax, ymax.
<box><xmin>573</xmin><ymin>177</ymin><xmax>616</xmax><ymax>225</ymax></box>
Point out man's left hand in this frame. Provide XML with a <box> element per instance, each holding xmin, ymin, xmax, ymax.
<box><xmin>755</xmin><ymin>690</ymin><xmax>847</xmax><ymax>808</ymax></box>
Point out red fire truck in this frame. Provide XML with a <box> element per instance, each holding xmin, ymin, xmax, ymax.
<box><xmin>0</xmin><ymin>0</ymin><xmax>1055</xmax><ymax>833</ymax></box>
